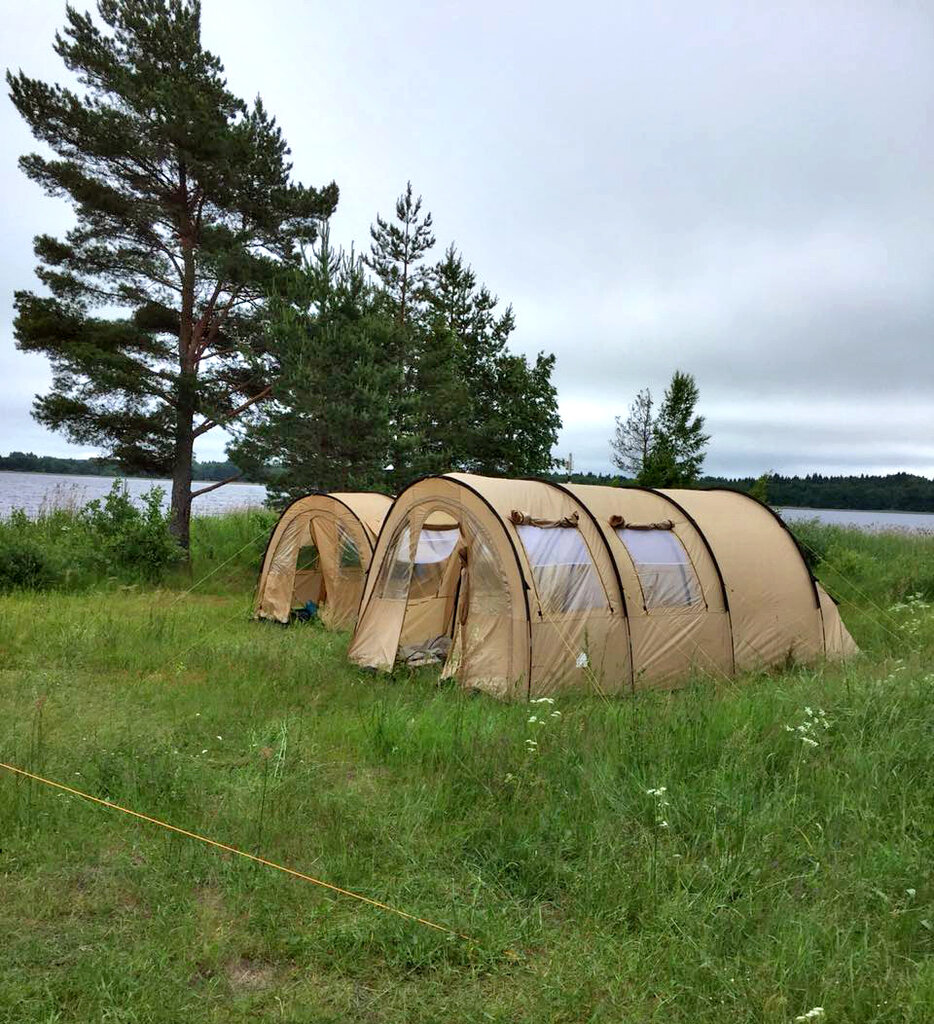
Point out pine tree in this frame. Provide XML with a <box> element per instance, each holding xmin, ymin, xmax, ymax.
<box><xmin>365</xmin><ymin>181</ymin><xmax>435</xmax><ymax>326</ymax></box>
<box><xmin>610</xmin><ymin>388</ymin><xmax>654</xmax><ymax>477</ymax></box>
<box><xmin>639</xmin><ymin>370</ymin><xmax>710</xmax><ymax>487</ymax></box>
<box><xmin>231</xmin><ymin>230</ymin><xmax>400</xmax><ymax>503</ymax></box>
<box><xmin>364</xmin><ymin>183</ymin><xmax>437</xmax><ymax>485</ymax></box>
<box><xmin>424</xmin><ymin>245</ymin><xmax>560</xmax><ymax>477</ymax></box>
<box><xmin>7</xmin><ymin>0</ymin><xmax>336</xmax><ymax>547</ymax></box>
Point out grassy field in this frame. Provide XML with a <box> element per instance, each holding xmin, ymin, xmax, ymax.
<box><xmin>0</xmin><ymin>514</ymin><xmax>932</xmax><ymax>1022</ymax></box>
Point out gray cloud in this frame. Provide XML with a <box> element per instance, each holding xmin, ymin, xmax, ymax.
<box><xmin>2</xmin><ymin>0</ymin><xmax>931</xmax><ymax>475</ymax></box>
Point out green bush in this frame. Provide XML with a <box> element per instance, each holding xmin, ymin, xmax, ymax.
<box><xmin>79</xmin><ymin>482</ymin><xmax>181</xmax><ymax>582</ymax></box>
<box><xmin>0</xmin><ymin>481</ymin><xmax>180</xmax><ymax>592</ymax></box>
<box><xmin>0</xmin><ymin>532</ymin><xmax>59</xmax><ymax>590</ymax></box>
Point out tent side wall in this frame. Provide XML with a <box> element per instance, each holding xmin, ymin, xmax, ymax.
<box><xmin>453</xmin><ymin>474</ymin><xmax>630</xmax><ymax>698</ymax></box>
<box><xmin>663</xmin><ymin>488</ymin><xmax>824</xmax><ymax>669</ymax></box>
<box><xmin>567</xmin><ymin>483</ymin><xmax>733</xmax><ymax>687</ymax></box>
<box><xmin>330</xmin><ymin>492</ymin><xmax>393</xmax><ymax>545</ymax></box>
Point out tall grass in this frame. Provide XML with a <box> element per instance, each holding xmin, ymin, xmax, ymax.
<box><xmin>0</xmin><ymin>522</ymin><xmax>932</xmax><ymax>1021</ymax></box>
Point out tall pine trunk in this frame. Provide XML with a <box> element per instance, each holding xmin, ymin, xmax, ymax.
<box><xmin>172</xmin><ymin>231</ymin><xmax>196</xmax><ymax>553</ymax></box>
<box><xmin>170</xmin><ymin>368</ymin><xmax>196</xmax><ymax>551</ymax></box>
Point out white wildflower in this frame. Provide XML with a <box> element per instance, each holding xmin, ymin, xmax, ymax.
<box><xmin>201</xmin><ymin>749</ymin><xmax>208</xmax><ymax>754</ymax></box>
<box><xmin>794</xmin><ymin>1009</ymin><xmax>824</xmax><ymax>1022</ymax></box>
<box><xmin>906</xmin><ymin>888</ymin><xmax>917</xmax><ymax>898</ymax></box>
<box><xmin>529</xmin><ymin>697</ymin><xmax>555</xmax><ymax>705</ymax></box>
<box><xmin>528</xmin><ymin>715</ymin><xmax>538</xmax><ymax>724</ymax></box>
<box><xmin>550</xmin><ymin>710</ymin><xmax>561</xmax><ymax>718</ymax></box>
<box><xmin>801</xmin><ymin>736</ymin><xmax>819</xmax><ymax>747</ymax></box>
<box><xmin>216</xmin><ymin>735</ymin><xmax>222</xmax><ymax>741</ymax></box>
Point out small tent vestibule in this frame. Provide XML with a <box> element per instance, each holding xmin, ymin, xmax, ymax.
<box><xmin>348</xmin><ymin>474</ymin><xmax>857</xmax><ymax>699</ymax></box>
<box><xmin>254</xmin><ymin>492</ymin><xmax>391</xmax><ymax>629</ymax></box>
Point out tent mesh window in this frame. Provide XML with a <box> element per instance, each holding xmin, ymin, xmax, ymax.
<box><xmin>376</xmin><ymin>521</ymin><xmax>414</xmax><ymax>599</ymax></box>
<box><xmin>516</xmin><ymin>525</ymin><xmax>607</xmax><ymax>614</ymax></box>
<box><xmin>337</xmin><ymin>522</ymin><xmax>362</xmax><ymax>575</ymax></box>
<box><xmin>615</xmin><ymin>527</ymin><xmax>702</xmax><ymax>609</ymax></box>
<box><xmin>377</xmin><ymin>523</ymin><xmax>462</xmax><ymax>601</ymax></box>
<box><xmin>409</xmin><ymin>527</ymin><xmax>460</xmax><ymax>600</ymax></box>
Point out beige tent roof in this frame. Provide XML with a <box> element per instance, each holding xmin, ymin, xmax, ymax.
<box><xmin>254</xmin><ymin>492</ymin><xmax>392</xmax><ymax>628</ymax></box>
<box><xmin>348</xmin><ymin>473</ymin><xmax>856</xmax><ymax>699</ymax></box>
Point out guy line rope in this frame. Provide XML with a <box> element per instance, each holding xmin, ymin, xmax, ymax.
<box><xmin>0</xmin><ymin>760</ymin><xmax>477</xmax><ymax>945</ymax></box>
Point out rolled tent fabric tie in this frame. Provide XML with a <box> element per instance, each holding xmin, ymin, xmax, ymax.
<box><xmin>509</xmin><ymin>510</ymin><xmax>580</xmax><ymax>528</ymax></box>
<box><xmin>608</xmin><ymin>515</ymin><xmax>674</xmax><ymax>530</ymax></box>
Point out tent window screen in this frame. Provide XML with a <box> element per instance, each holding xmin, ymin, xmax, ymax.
<box><xmin>615</xmin><ymin>528</ymin><xmax>702</xmax><ymax>609</ymax></box>
<box><xmin>516</xmin><ymin>525</ymin><xmax>606</xmax><ymax>614</ymax></box>
<box><xmin>338</xmin><ymin>523</ymin><xmax>362</xmax><ymax>570</ymax></box>
<box><xmin>377</xmin><ymin>524</ymin><xmax>460</xmax><ymax>599</ymax></box>
<box><xmin>410</xmin><ymin>527</ymin><xmax>460</xmax><ymax>600</ymax></box>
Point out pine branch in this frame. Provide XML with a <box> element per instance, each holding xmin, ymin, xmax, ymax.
<box><xmin>192</xmin><ymin>384</ymin><xmax>272</xmax><ymax>438</ymax></box>
<box><xmin>191</xmin><ymin>472</ymin><xmax>243</xmax><ymax>498</ymax></box>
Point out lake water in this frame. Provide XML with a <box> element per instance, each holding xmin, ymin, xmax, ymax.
<box><xmin>776</xmin><ymin>506</ymin><xmax>934</xmax><ymax>533</ymax></box>
<box><xmin>1</xmin><ymin>471</ymin><xmax>932</xmax><ymax>531</ymax></box>
<box><xmin>0</xmin><ymin>471</ymin><xmax>268</xmax><ymax>517</ymax></box>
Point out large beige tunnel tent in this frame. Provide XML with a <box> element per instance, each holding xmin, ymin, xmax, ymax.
<box><xmin>254</xmin><ymin>492</ymin><xmax>392</xmax><ymax>629</ymax></box>
<box><xmin>348</xmin><ymin>473</ymin><xmax>857</xmax><ymax>699</ymax></box>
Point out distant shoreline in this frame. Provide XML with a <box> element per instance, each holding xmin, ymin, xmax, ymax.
<box><xmin>1</xmin><ymin>467</ymin><xmax>932</xmax><ymax>517</ymax></box>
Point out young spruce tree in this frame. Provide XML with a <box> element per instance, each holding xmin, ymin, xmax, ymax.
<box><xmin>639</xmin><ymin>370</ymin><xmax>710</xmax><ymax>487</ymax></box>
<box><xmin>7</xmin><ymin>0</ymin><xmax>337</xmax><ymax>547</ymax></box>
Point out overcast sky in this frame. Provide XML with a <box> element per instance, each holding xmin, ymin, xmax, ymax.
<box><xmin>2</xmin><ymin>0</ymin><xmax>931</xmax><ymax>477</ymax></box>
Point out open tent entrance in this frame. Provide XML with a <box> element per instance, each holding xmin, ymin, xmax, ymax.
<box><xmin>258</xmin><ymin>511</ymin><xmax>368</xmax><ymax>629</ymax></box>
<box><xmin>372</xmin><ymin>507</ymin><xmax>512</xmax><ymax>676</ymax></box>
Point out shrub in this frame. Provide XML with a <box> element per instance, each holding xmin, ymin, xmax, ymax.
<box><xmin>79</xmin><ymin>482</ymin><xmax>181</xmax><ymax>583</ymax></box>
<box><xmin>0</xmin><ymin>532</ymin><xmax>59</xmax><ymax>590</ymax></box>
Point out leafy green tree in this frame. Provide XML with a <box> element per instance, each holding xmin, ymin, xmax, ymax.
<box><xmin>231</xmin><ymin>229</ymin><xmax>401</xmax><ymax>504</ymax></box>
<box><xmin>637</xmin><ymin>370</ymin><xmax>709</xmax><ymax>487</ymax></box>
<box><xmin>478</xmin><ymin>349</ymin><xmax>561</xmax><ymax>476</ymax></box>
<box><xmin>7</xmin><ymin>0</ymin><xmax>337</xmax><ymax>547</ymax></box>
<box><xmin>610</xmin><ymin>387</ymin><xmax>654</xmax><ymax>477</ymax></box>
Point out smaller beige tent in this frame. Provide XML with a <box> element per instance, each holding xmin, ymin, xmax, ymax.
<box><xmin>254</xmin><ymin>492</ymin><xmax>392</xmax><ymax>629</ymax></box>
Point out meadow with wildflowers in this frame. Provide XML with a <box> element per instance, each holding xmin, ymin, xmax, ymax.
<box><xmin>0</xmin><ymin>514</ymin><xmax>932</xmax><ymax>1022</ymax></box>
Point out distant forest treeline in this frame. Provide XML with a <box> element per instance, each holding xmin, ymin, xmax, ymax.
<box><xmin>552</xmin><ymin>471</ymin><xmax>934</xmax><ymax>513</ymax></box>
<box><xmin>2</xmin><ymin>453</ymin><xmax>932</xmax><ymax>512</ymax></box>
<box><xmin>0</xmin><ymin>451</ymin><xmax>258</xmax><ymax>484</ymax></box>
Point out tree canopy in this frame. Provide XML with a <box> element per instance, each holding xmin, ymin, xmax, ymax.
<box><xmin>611</xmin><ymin>371</ymin><xmax>710</xmax><ymax>488</ymax></box>
<box><xmin>240</xmin><ymin>184</ymin><xmax>561</xmax><ymax>501</ymax></box>
<box><xmin>7</xmin><ymin>0</ymin><xmax>337</xmax><ymax>546</ymax></box>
